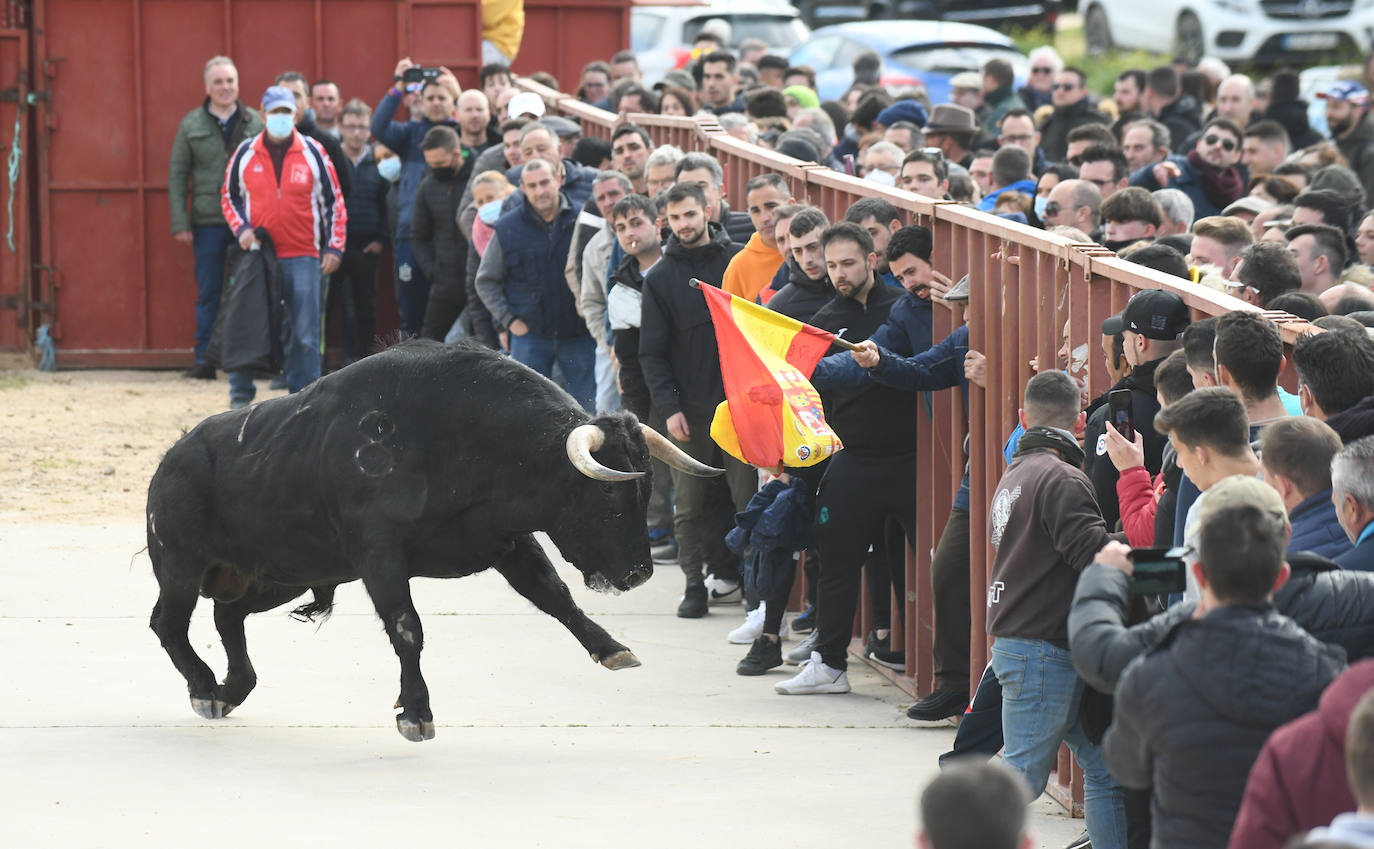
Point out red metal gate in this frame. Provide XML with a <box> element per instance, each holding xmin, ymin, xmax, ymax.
<box><xmin>3</xmin><ymin>0</ymin><xmax>630</xmax><ymax>364</ymax></box>
<box><xmin>0</xmin><ymin>16</ymin><xmax>30</xmax><ymax>352</ymax></box>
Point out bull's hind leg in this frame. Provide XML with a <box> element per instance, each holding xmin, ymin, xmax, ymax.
<box><xmin>212</xmin><ymin>583</ymin><xmax>310</xmax><ymax>714</ymax></box>
<box><xmin>496</xmin><ymin>535</ymin><xmax>640</xmax><ymax>670</ymax></box>
<box><xmin>149</xmin><ymin>565</ymin><xmax>223</xmax><ymax>719</ymax></box>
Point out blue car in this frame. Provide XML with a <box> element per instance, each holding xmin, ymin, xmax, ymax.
<box><xmin>789</xmin><ymin>20</ymin><xmax>1030</xmax><ymax>105</ymax></box>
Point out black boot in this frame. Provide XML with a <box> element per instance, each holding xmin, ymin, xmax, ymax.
<box><xmin>736</xmin><ymin>635</ymin><xmax>783</xmax><ymax>675</ymax></box>
<box><xmin>677</xmin><ymin>576</ymin><xmax>707</xmax><ymax>618</ymax></box>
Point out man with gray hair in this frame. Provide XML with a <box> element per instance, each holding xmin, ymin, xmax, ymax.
<box><xmin>716</xmin><ymin>112</ymin><xmax>756</xmax><ymax>145</ymax></box>
<box><xmin>1122</xmin><ymin>119</ymin><xmax>1172</xmax><ymax>174</ymax></box>
<box><xmin>792</xmin><ymin>107</ymin><xmax>838</xmax><ymax>159</ymax></box>
<box><xmin>1332</xmin><ymin>434</ymin><xmax>1374</xmax><ymax>570</ymax></box>
<box><xmin>644</xmin><ymin>144</ymin><xmax>684</xmax><ymax>197</ymax></box>
<box><xmin>1154</xmin><ymin>188</ymin><xmax>1194</xmax><ymax>234</ymax></box>
<box><xmin>674</xmin><ymin>151</ymin><xmax>754</xmax><ymax>242</ymax></box>
<box><xmin>169</xmin><ymin>56</ymin><xmax>263</xmax><ymax>379</ymax></box>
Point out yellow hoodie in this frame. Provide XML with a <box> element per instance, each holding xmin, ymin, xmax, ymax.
<box><xmin>483</xmin><ymin>0</ymin><xmax>525</xmax><ymax>62</ymax></box>
<box><xmin>722</xmin><ymin>232</ymin><xmax>783</xmax><ymax>303</ymax></box>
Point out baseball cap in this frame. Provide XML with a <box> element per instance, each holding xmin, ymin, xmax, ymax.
<box><xmin>540</xmin><ymin>115</ymin><xmax>581</xmax><ymax>139</ymax></box>
<box><xmin>950</xmin><ymin>71</ymin><xmax>982</xmax><ymax>91</ymax></box>
<box><xmin>1115</xmin><ymin>288</ymin><xmax>1191</xmax><ymax>340</ymax></box>
<box><xmin>653</xmin><ymin>69</ymin><xmax>697</xmax><ymax>92</ymax></box>
<box><xmin>508</xmin><ymin>91</ymin><xmax>546</xmax><ymax>119</ymax></box>
<box><xmin>262</xmin><ymin>86</ymin><xmax>297</xmax><ymax>113</ymax></box>
<box><xmin>1221</xmin><ymin>195</ymin><xmax>1273</xmax><ymax>217</ymax></box>
<box><xmin>1316</xmin><ymin>81</ymin><xmax>1370</xmax><ymax>107</ymax></box>
<box><xmin>1197</xmin><ymin>474</ymin><xmax>1290</xmax><ymax>531</ymax></box>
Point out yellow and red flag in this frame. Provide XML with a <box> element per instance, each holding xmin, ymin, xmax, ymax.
<box><xmin>696</xmin><ymin>280</ymin><xmax>843</xmax><ymax>469</ymax></box>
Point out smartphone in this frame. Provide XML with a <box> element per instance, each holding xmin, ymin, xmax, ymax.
<box><xmin>402</xmin><ymin>66</ymin><xmax>440</xmax><ymax>85</ymax></box>
<box><xmin>843</xmin><ymin>154</ymin><xmax>856</xmax><ymax>176</ymax></box>
<box><xmin>1108</xmin><ymin>388</ymin><xmax>1134</xmax><ymax>439</ymax></box>
<box><xmin>1128</xmin><ymin>547</ymin><xmax>1188</xmax><ymax>596</ymax></box>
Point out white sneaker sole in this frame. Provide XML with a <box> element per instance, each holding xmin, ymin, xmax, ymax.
<box><xmin>774</xmin><ymin>680</ymin><xmax>851</xmax><ymax>695</ymax></box>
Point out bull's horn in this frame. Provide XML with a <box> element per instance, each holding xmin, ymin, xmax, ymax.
<box><xmin>566</xmin><ymin>424</ymin><xmax>646</xmax><ymax>482</ymax></box>
<box><xmin>640</xmin><ymin>425</ymin><xmax>725</xmax><ymax>477</ymax></box>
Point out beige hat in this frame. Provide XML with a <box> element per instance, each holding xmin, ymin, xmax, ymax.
<box><xmin>1197</xmin><ymin>475</ymin><xmax>1290</xmax><ymax>531</ymax></box>
<box><xmin>950</xmin><ymin>71</ymin><xmax>982</xmax><ymax>91</ymax></box>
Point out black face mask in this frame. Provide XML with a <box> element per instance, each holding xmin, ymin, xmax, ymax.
<box><xmin>431</xmin><ymin>165</ymin><xmax>459</xmax><ymax>180</ymax></box>
<box><xmin>1103</xmin><ymin>237</ymin><xmax>1142</xmax><ymax>253</ymax></box>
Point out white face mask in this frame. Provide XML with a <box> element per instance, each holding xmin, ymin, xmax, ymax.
<box><xmin>264</xmin><ymin>112</ymin><xmax>294</xmax><ymax>140</ymax></box>
<box><xmin>478</xmin><ymin>198</ymin><xmax>505</xmax><ymax>224</ymax></box>
<box><xmin>863</xmin><ymin>170</ymin><xmax>896</xmax><ymax>187</ymax></box>
<box><xmin>377</xmin><ymin>156</ymin><xmax>401</xmax><ymax>182</ymax></box>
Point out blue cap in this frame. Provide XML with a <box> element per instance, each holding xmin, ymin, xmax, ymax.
<box><xmin>876</xmin><ymin>100</ymin><xmax>929</xmax><ymax>129</ymax></box>
<box><xmin>262</xmin><ymin>85</ymin><xmax>297</xmax><ymax>113</ymax></box>
<box><xmin>1317</xmin><ymin>80</ymin><xmax>1369</xmax><ymax>106</ymax></box>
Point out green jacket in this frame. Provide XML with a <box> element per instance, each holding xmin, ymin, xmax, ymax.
<box><xmin>168</xmin><ymin>99</ymin><xmax>263</xmax><ymax>232</ymax></box>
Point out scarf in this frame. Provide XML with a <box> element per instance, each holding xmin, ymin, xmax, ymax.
<box><xmin>1186</xmin><ymin>149</ymin><xmax>1244</xmax><ymax>210</ymax></box>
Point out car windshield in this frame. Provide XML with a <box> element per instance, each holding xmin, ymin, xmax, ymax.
<box><xmin>889</xmin><ymin>43</ymin><xmax>1023</xmax><ymax>74</ymax></box>
<box><xmin>684</xmin><ymin>15</ymin><xmax>809</xmax><ymax>49</ymax></box>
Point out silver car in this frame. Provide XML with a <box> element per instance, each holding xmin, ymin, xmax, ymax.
<box><xmin>632</xmin><ymin>0</ymin><xmax>812</xmax><ymax>86</ymax></box>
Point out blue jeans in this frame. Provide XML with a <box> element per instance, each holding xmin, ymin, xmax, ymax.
<box><xmin>192</xmin><ymin>225</ymin><xmax>236</xmax><ymax>363</ymax></box>
<box><xmin>228</xmin><ymin>255</ymin><xmax>323</xmax><ymax>401</ymax></box>
<box><xmin>509</xmin><ymin>331</ymin><xmax>596</xmax><ymax>413</ymax></box>
<box><xmin>393</xmin><ymin>238</ymin><xmax>429</xmax><ymax>338</ymax></box>
<box><xmin>992</xmin><ymin>636</ymin><xmax>1126</xmax><ymax>849</ymax></box>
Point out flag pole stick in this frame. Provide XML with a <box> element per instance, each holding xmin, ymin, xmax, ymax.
<box><xmin>689</xmin><ymin>278</ymin><xmax>861</xmax><ymax>351</ymax></box>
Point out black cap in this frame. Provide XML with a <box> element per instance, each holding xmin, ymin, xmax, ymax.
<box><xmin>1121</xmin><ymin>289</ymin><xmax>1191</xmax><ymax>340</ymax></box>
<box><xmin>1102</xmin><ymin>313</ymin><xmax>1125</xmax><ymax>336</ymax></box>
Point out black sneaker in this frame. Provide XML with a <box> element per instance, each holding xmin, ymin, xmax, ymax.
<box><xmin>677</xmin><ymin>577</ymin><xmax>707</xmax><ymax>618</ymax></box>
<box><xmin>736</xmin><ymin>635</ymin><xmax>783</xmax><ymax>676</ymax></box>
<box><xmin>790</xmin><ymin>605</ymin><xmax>816</xmax><ymax>634</ymax></box>
<box><xmin>182</xmin><ymin>362</ymin><xmax>216</xmax><ymax>380</ymax></box>
<box><xmin>868</xmin><ymin>643</ymin><xmax>906</xmax><ymax>672</ymax></box>
<box><xmin>906</xmin><ymin>689</ymin><xmax>968</xmax><ymax>721</ymax></box>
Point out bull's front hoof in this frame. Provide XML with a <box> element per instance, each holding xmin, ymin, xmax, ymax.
<box><xmin>598</xmin><ymin>650</ymin><xmax>641</xmax><ymax>670</ymax></box>
<box><xmin>396</xmin><ymin>716</ymin><xmax>436</xmax><ymax>742</ymax></box>
<box><xmin>190</xmin><ymin>697</ymin><xmax>234</xmax><ymax>719</ymax></box>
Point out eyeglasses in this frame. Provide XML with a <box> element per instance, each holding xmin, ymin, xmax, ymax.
<box><xmin>1204</xmin><ymin>133</ymin><xmax>1238</xmax><ymax>152</ymax></box>
<box><xmin>1001</xmin><ymin>134</ymin><xmax>1035</xmax><ymax>144</ymax></box>
<box><xmin>1043</xmin><ymin>201</ymin><xmax>1062</xmax><ymax>217</ymax></box>
<box><xmin>1031</xmin><ymin>66</ymin><xmax>1054</xmax><ymax>75</ymax></box>
<box><xmin>1053</xmin><ymin>83</ymin><xmax>1079</xmax><ymax>91</ymax></box>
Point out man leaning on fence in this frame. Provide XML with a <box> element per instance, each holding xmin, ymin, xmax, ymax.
<box><xmin>221</xmin><ymin>85</ymin><xmax>346</xmax><ymax>409</ymax></box>
<box><xmin>169</xmin><ymin>55</ymin><xmax>263</xmax><ymax>380</ymax></box>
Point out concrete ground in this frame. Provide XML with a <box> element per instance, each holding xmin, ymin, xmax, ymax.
<box><xmin>1</xmin><ymin>522</ymin><xmax>1082</xmax><ymax>848</ymax></box>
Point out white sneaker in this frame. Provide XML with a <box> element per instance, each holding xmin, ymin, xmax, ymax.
<box><xmin>774</xmin><ymin>652</ymin><xmax>850</xmax><ymax>695</ymax></box>
<box><xmin>704</xmin><ymin>573</ymin><xmax>742</xmax><ymax>604</ymax></box>
<box><xmin>725</xmin><ymin>602</ymin><xmax>792</xmax><ymax>644</ymax></box>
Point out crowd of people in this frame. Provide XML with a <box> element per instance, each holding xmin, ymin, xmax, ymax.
<box><xmin>166</xmin><ymin>35</ymin><xmax>1374</xmax><ymax>849</ymax></box>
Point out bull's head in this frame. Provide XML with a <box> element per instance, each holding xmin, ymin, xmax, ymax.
<box><xmin>555</xmin><ymin>415</ymin><xmax>722</xmax><ymax>593</ymax></box>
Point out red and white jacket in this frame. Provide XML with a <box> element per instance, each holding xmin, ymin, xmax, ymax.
<box><xmin>222</xmin><ymin>130</ymin><xmax>346</xmax><ymax>259</ymax></box>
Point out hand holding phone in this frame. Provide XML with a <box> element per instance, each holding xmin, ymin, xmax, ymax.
<box><xmin>1127</xmin><ymin>547</ymin><xmax>1189</xmax><ymax>596</ymax></box>
<box><xmin>1108</xmin><ymin>388</ymin><xmax>1134</xmax><ymax>439</ymax></box>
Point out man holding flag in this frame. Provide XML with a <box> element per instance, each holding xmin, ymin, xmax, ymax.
<box><xmin>639</xmin><ymin>182</ymin><xmax>752</xmax><ymax>618</ymax></box>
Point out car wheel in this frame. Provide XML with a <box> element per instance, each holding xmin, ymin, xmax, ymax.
<box><xmin>1084</xmin><ymin>4</ymin><xmax>1112</xmax><ymax>56</ymax></box>
<box><xmin>1174</xmin><ymin>11</ymin><xmax>1204</xmax><ymax>64</ymax></box>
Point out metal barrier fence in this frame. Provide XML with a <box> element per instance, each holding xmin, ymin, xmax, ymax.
<box><xmin>521</xmin><ymin>80</ymin><xmax>1316</xmax><ymax>814</ymax></box>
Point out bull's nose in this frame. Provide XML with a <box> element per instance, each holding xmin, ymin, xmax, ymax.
<box><xmin>628</xmin><ymin>564</ymin><xmax>653</xmax><ymax>588</ymax></box>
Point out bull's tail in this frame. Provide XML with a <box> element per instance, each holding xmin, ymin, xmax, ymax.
<box><xmin>290</xmin><ymin>585</ymin><xmax>336</xmax><ymax>623</ymax></box>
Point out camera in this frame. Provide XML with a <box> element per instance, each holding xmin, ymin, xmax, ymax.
<box><xmin>401</xmin><ymin>66</ymin><xmax>441</xmax><ymax>86</ymax></box>
<box><xmin>1128</xmin><ymin>547</ymin><xmax>1189</xmax><ymax>596</ymax></box>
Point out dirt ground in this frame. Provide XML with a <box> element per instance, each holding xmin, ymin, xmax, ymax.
<box><xmin>0</xmin><ymin>365</ymin><xmax>287</xmax><ymax>522</ymax></box>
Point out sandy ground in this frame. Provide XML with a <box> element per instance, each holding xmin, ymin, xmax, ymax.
<box><xmin>0</xmin><ymin>363</ymin><xmax>1085</xmax><ymax>848</ymax></box>
<box><xmin>0</xmin><ymin>367</ymin><xmax>286</xmax><ymax>523</ymax></box>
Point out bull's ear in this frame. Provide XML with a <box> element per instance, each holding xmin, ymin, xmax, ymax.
<box><xmin>640</xmin><ymin>425</ymin><xmax>723</xmax><ymax>477</ymax></box>
<box><xmin>567</xmin><ymin>424</ymin><xmax>645</xmax><ymax>482</ymax></box>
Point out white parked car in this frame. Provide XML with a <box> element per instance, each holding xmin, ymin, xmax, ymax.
<box><xmin>632</xmin><ymin>0</ymin><xmax>811</xmax><ymax>86</ymax></box>
<box><xmin>1080</xmin><ymin>0</ymin><xmax>1374</xmax><ymax>64</ymax></box>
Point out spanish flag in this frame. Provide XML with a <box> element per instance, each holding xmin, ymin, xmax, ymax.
<box><xmin>696</xmin><ymin>280</ymin><xmax>843</xmax><ymax>470</ymax></box>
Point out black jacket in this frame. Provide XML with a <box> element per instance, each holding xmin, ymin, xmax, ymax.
<box><xmin>1336</xmin><ymin>117</ymin><xmax>1374</xmax><ymax>206</ymax></box>
<box><xmin>807</xmin><ymin>283</ymin><xmax>919</xmax><ymax>457</ymax></box>
<box><xmin>1082</xmin><ymin>356</ymin><xmax>1167</xmax><ymax>532</ymax></box>
<box><xmin>1327</xmin><ymin>395</ymin><xmax>1374</xmax><ymax>444</ymax></box>
<box><xmin>344</xmin><ymin>150</ymin><xmax>390</xmax><ymax>246</ymax></box>
<box><xmin>1265</xmin><ymin>99</ymin><xmax>1323</xmax><ymax>150</ymax></box>
<box><xmin>767</xmin><ymin>258</ymin><xmax>834</xmax><ymax>323</ymax></box>
<box><xmin>609</xmin><ymin>252</ymin><xmax>651</xmax><ymax>420</ymax></box>
<box><xmin>721</xmin><ymin>203</ymin><xmax>756</xmax><ymax>246</ymax></box>
<box><xmin>411</xmin><ymin>161</ymin><xmax>473</xmax><ymax>296</ymax></box>
<box><xmin>298</xmin><ymin>114</ymin><xmax>352</xmax><ymax>198</ymax></box>
<box><xmin>1069</xmin><ymin>553</ymin><xmax>1371</xmax><ymax>699</ymax></box>
<box><xmin>206</xmin><ymin>231</ymin><xmax>288</xmax><ymax>374</ymax></box>
<box><xmin>639</xmin><ymin>223</ymin><xmax>744</xmax><ymax>422</ymax></box>
<box><xmin>1039</xmin><ymin>97</ymin><xmax>1112</xmax><ymax>164</ymax></box>
<box><xmin>1103</xmin><ymin>603</ymin><xmax>1345</xmax><ymax>849</ymax></box>
<box><xmin>1157</xmin><ymin>94</ymin><xmax>1203</xmax><ymax>155</ymax></box>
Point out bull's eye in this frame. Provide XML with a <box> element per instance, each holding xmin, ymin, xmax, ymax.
<box><xmin>600</xmin><ymin>483</ymin><xmax>618</xmax><ymax>495</ymax></box>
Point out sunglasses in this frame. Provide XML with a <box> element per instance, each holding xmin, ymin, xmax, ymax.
<box><xmin>1043</xmin><ymin>201</ymin><xmax>1062</xmax><ymax>217</ymax></box>
<box><xmin>1054</xmin><ymin>82</ymin><xmax>1079</xmax><ymax>91</ymax></box>
<box><xmin>1031</xmin><ymin>67</ymin><xmax>1054</xmax><ymax>75</ymax></box>
<box><xmin>1204</xmin><ymin>133</ymin><xmax>1238</xmax><ymax>152</ymax></box>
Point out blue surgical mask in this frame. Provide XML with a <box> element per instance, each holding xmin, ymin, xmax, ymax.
<box><xmin>478</xmin><ymin>198</ymin><xmax>505</xmax><ymax>224</ymax></box>
<box><xmin>1034</xmin><ymin>195</ymin><xmax>1049</xmax><ymax>218</ymax></box>
<box><xmin>265</xmin><ymin>113</ymin><xmax>294</xmax><ymax>140</ymax></box>
<box><xmin>377</xmin><ymin>157</ymin><xmax>401</xmax><ymax>182</ymax></box>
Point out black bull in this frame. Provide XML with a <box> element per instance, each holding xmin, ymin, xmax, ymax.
<box><xmin>146</xmin><ymin>340</ymin><xmax>721</xmax><ymax>741</ymax></box>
